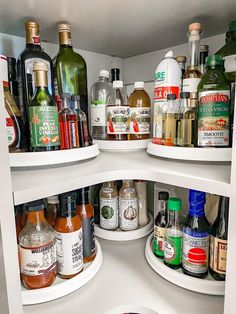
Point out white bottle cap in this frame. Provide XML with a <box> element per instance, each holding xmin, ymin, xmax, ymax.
<box><xmin>164</xmin><ymin>50</ymin><xmax>174</xmax><ymax>58</ymax></box>
<box><xmin>134</xmin><ymin>81</ymin><xmax>144</xmax><ymax>89</ymax></box>
<box><xmin>113</xmin><ymin>80</ymin><xmax>123</xmax><ymax>88</ymax></box>
<box><xmin>99</xmin><ymin>70</ymin><xmax>109</xmax><ymax>78</ymax></box>
<box><xmin>47</xmin><ymin>195</ymin><xmax>59</xmax><ymax>204</ymax></box>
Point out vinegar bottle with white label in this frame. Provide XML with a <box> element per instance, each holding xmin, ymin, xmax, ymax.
<box><xmin>209</xmin><ymin>196</ymin><xmax>229</xmax><ymax>281</ymax></box>
<box><xmin>55</xmin><ymin>192</ymin><xmax>83</xmax><ymax>279</ymax></box>
<box><xmin>19</xmin><ymin>200</ymin><xmax>57</xmax><ymax>289</ymax></box>
<box><xmin>182</xmin><ymin>190</ymin><xmax>210</xmax><ymax>278</ymax></box>
<box><xmin>119</xmin><ymin>180</ymin><xmax>138</xmax><ymax>231</ymax></box>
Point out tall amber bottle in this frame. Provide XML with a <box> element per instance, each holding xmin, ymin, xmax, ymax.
<box><xmin>77</xmin><ymin>187</ymin><xmax>96</xmax><ymax>263</ymax></box>
<box><xmin>128</xmin><ymin>82</ymin><xmax>151</xmax><ymax>140</ymax></box>
<box><xmin>55</xmin><ymin>192</ymin><xmax>83</xmax><ymax>279</ymax></box>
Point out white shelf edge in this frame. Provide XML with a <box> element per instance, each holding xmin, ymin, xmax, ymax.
<box><xmin>21</xmin><ymin>239</ymin><xmax>102</xmax><ymax>305</ymax></box>
<box><xmin>147</xmin><ymin>142</ymin><xmax>232</xmax><ymax>162</ymax></box>
<box><xmin>145</xmin><ymin>234</ymin><xmax>225</xmax><ymax>296</ymax></box>
<box><xmin>94</xmin><ymin>213</ymin><xmax>153</xmax><ymax>241</ymax></box>
<box><xmin>94</xmin><ymin>139</ymin><xmax>150</xmax><ymax>151</ymax></box>
<box><xmin>10</xmin><ymin>144</ymin><xmax>100</xmax><ymax>168</ymax></box>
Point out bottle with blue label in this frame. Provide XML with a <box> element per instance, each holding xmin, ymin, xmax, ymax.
<box><xmin>182</xmin><ymin>190</ymin><xmax>210</xmax><ymax>278</ymax></box>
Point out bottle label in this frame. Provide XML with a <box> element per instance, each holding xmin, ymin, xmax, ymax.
<box><xmin>164</xmin><ymin>230</ymin><xmax>182</xmax><ymax>265</ymax></box>
<box><xmin>20</xmin><ymin>240</ymin><xmax>57</xmax><ymax>276</ymax></box>
<box><xmin>25</xmin><ymin>58</ymin><xmax>52</xmax><ymax>95</ymax></box>
<box><xmin>183</xmin><ymin>78</ymin><xmax>201</xmax><ymax>93</ymax></box>
<box><xmin>107</xmin><ymin>105</ymin><xmax>130</xmax><ymax>134</ymax></box>
<box><xmin>182</xmin><ymin>228</ymin><xmax>209</xmax><ymax>274</ymax></box>
<box><xmin>223</xmin><ymin>54</ymin><xmax>236</xmax><ymax>73</ymax></box>
<box><xmin>5</xmin><ymin>111</ymin><xmax>16</xmax><ymax>146</ymax></box>
<box><xmin>152</xmin><ymin>103</ymin><xmax>163</xmax><ymax>142</ymax></box>
<box><xmin>153</xmin><ymin>226</ymin><xmax>165</xmax><ymax>256</ymax></box>
<box><xmin>69</xmin><ymin>121</ymin><xmax>78</xmax><ymax>148</ymax></box>
<box><xmin>130</xmin><ymin>107</ymin><xmax>150</xmax><ymax>134</ymax></box>
<box><xmin>28</xmin><ymin>106</ymin><xmax>60</xmax><ymax>148</ymax></box>
<box><xmin>119</xmin><ymin>198</ymin><xmax>138</xmax><ymax>230</ymax></box>
<box><xmin>154</xmin><ymin>86</ymin><xmax>179</xmax><ymax>101</ymax></box>
<box><xmin>100</xmin><ymin>197</ymin><xmax>118</xmax><ymax>229</ymax></box>
<box><xmin>198</xmin><ymin>90</ymin><xmax>230</xmax><ymax>147</ymax></box>
<box><xmin>55</xmin><ymin>229</ymin><xmax>83</xmax><ymax>276</ymax></box>
<box><xmin>82</xmin><ymin>217</ymin><xmax>96</xmax><ymax>259</ymax></box>
<box><xmin>91</xmin><ymin>103</ymin><xmax>106</xmax><ymax>127</ymax></box>
<box><xmin>210</xmin><ymin>236</ymin><xmax>227</xmax><ymax>274</ymax></box>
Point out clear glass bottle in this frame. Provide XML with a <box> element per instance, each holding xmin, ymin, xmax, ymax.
<box><xmin>90</xmin><ymin>70</ymin><xmax>113</xmax><ymax>140</ymax></box>
<box><xmin>71</xmin><ymin>94</ymin><xmax>92</xmax><ymax>147</ymax></box>
<box><xmin>199</xmin><ymin>45</ymin><xmax>209</xmax><ymax>75</ymax></box>
<box><xmin>183</xmin><ymin>23</ymin><xmax>202</xmax><ymax>108</ymax></box>
<box><xmin>163</xmin><ymin>94</ymin><xmax>180</xmax><ymax>146</ymax></box>
<box><xmin>19</xmin><ymin>200</ymin><xmax>57</xmax><ymax>289</ymax></box>
<box><xmin>176</xmin><ymin>56</ymin><xmax>186</xmax><ymax>91</ymax></box>
<box><xmin>59</xmin><ymin>93</ymin><xmax>79</xmax><ymax>149</ymax></box>
<box><xmin>119</xmin><ymin>180</ymin><xmax>138</xmax><ymax>231</ymax></box>
<box><xmin>107</xmin><ymin>80</ymin><xmax>129</xmax><ymax>140</ymax></box>
<box><xmin>128</xmin><ymin>82</ymin><xmax>151</xmax><ymax>140</ymax></box>
<box><xmin>99</xmin><ymin>181</ymin><xmax>119</xmax><ymax>230</ymax></box>
<box><xmin>46</xmin><ymin>195</ymin><xmax>59</xmax><ymax>228</ymax></box>
<box><xmin>164</xmin><ymin>198</ymin><xmax>183</xmax><ymax>269</ymax></box>
<box><xmin>55</xmin><ymin>192</ymin><xmax>83</xmax><ymax>279</ymax></box>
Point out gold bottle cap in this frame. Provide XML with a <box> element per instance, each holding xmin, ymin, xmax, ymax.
<box><xmin>189</xmin><ymin>22</ymin><xmax>202</xmax><ymax>32</ymax></box>
<box><xmin>33</xmin><ymin>62</ymin><xmax>48</xmax><ymax>72</ymax></box>
<box><xmin>58</xmin><ymin>23</ymin><xmax>71</xmax><ymax>33</ymax></box>
<box><xmin>25</xmin><ymin>21</ymin><xmax>39</xmax><ymax>30</ymax></box>
<box><xmin>176</xmin><ymin>56</ymin><xmax>187</xmax><ymax>63</ymax></box>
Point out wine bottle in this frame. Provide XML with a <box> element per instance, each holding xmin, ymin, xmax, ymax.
<box><xmin>55</xmin><ymin>23</ymin><xmax>88</xmax><ymax>117</ymax></box>
<box><xmin>17</xmin><ymin>21</ymin><xmax>54</xmax><ymax>151</ymax></box>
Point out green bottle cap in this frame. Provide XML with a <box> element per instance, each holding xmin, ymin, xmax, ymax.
<box><xmin>206</xmin><ymin>55</ymin><xmax>223</xmax><ymax>67</ymax></box>
<box><xmin>229</xmin><ymin>20</ymin><xmax>236</xmax><ymax>32</ymax></box>
<box><xmin>167</xmin><ymin>198</ymin><xmax>182</xmax><ymax>211</ymax></box>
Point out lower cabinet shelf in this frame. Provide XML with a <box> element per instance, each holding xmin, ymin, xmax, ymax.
<box><xmin>94</xmin><ymin>213</ymin><xmax>153</xmax><ymax>241</ymax></box>
<box><xmin>145</xmin><ymin>234</ymin><xmax>225</xmax><ymax>296</ymax></box>
<box><xmin>21</xmin><ymin>239</ymin><xmax>102</xmax><ymax>305</ymax></box>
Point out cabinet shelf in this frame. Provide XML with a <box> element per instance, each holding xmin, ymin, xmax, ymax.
<box><xmin>94</xmin><ymin>139</ymin><xmax>149</xmax><ymax>151</ymax></box>
<box><xmin>22</xmin><ymin>239</ymin><xmax>102</xmax><ymax>305</ymax></box>
<box><xmin>145</xmin><ymin>234</ymin><xmax>225</xmax><ymax>296</ymax></box>
<box><xmin>12</xmin><ymin>151</ymin><xmax>230</xmax><ymax>205</ymax></box>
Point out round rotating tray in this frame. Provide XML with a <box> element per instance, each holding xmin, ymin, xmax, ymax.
<box><xmin>10</xmin><ymin>143</ymin><xmax>100</xmax><ymax>168</ymax></box>
<box><xmin>147</xmin><ymin>142</ymin><xmax>232</xmax><ymax>162</ymax></box>
<box><xmin>22</xmin><ymin>239</ymin><xmax>103</xmax><ymax>305</ymax></box>
<box><xmin>95</xmin><ymin>213</ymin><xmax>153</xmax><ymax>241</ymax></box>
<box><xmin>145</xmin><ymin>234</ymin><xmax>225</xmax><ymax>296</ymax></box>
<box><xmin>94</xmin><ymin>139</ymin><xmax>150</xmax><ymax>151</ymax></box>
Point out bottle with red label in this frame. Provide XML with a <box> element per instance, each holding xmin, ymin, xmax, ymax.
<box><xmin>153</xmin><ymin>51</ymin><xmax>181</xmax><ymax>144</ymax></box>
<box><xmin>182</xmin><ymin>190</ymin><xmax>210</xmax><ymax>279</ymax></box>
<box><xmin>58</xmin><ymin>93</ymin><xmax>80</xmax><ymax>149</ymax></box>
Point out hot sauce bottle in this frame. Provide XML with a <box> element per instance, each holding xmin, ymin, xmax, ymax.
<box><xmin>55</xmin><ymin>192</ymin><xmax>83</xmax><ymax>279</ymax></box>
<box><xmin>19</xmin><ymin>200</ymin><xmax>57</xmax><ymax>289</ymax></box>
<box><xmin>77</xmin><ymin>187</ymin><xmax>96</xmax><ymax>263</ymax></box>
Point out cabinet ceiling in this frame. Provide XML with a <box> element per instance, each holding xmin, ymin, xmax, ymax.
<box><xmin>0</xmin><ymin>0</ymin><xmax>234</xmax><ymax>57</ymax></box>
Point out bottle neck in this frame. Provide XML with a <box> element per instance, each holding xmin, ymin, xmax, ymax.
<box><xmin>167</xmin><ymin>210</ymin><xmax>179</xmax><ymax>226</ymax></box>
<box><xmin>189</xmin><ymin>203</ymin><xmax>205</xmax><ymax>217</ymax></box>
<box><xmin>200</xmin><ymin>51</ymin><xmax>208</xmax><ymax>66</ymax></box>
<box><xmin>122</xmin><ymin>180</ymin><xmax>133</xmax><ymax>188</ymax></box>
<box><xmin>73</xmin><ymin>100</ymin><xmax>81</xmax><ymax>110</ymax></box>
<box><xmin>99</xmin><ymin>76</ymin><xmax>109</xmax><ymax>82</ymax></box>
<box><xmin>104</xmin><ymin>181</ymin><xmax>115</xmax><ymax>188</ymax></box>
<box><xmin>61</xmin><ymin>98</ymin><xmax>70</xmax><ymax>109</ymax></box>
<box><xmin>188</xmin><ymin>32</ymin><xmax>200</xmax><ymax>68</ymax></box>
<box><xmin>77</xmin><ymin>190</ymin><xmax>89</xmax><ymax>205</ymax></box>
<box><xmin>180</xmin><ymin>98</ymin><xmax>190</xmax><ymax>111</ymax></box>
<box><xmin>59</xmin><ymin>31</ymin><xmax>73</xmax><ymax>48</ymax></box>
<box><xmin>60</xmin><ymin>200</ymin><xmax>77</xmax><ymax>218</ymax></box>
<box><xmin>217</xmin><ymin>197</ymin><xmax>229</xmax><ymax>222</ymax></box>
<box><xmin>27</xmin><ymin>210</ymin><xmax>46</xmax><ymax>224</ymax></box>
<box><xmin>157</xmin><ymin>199</ymin><xmax>167</xmax><ymax>213</ymax></box>
<box><xmin>26</xmin><ymin>28</ymin><xmax>41</xmax><ymax>46</ymax></box>
<box><xmin>35</xmin><ymin>70</ymin><xmax>48</xmax><ymax>88</ymax></box>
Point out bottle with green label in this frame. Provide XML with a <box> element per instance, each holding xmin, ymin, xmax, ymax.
<box><xmin>197</xmin><ymin>55</ymin><xmax>230</xmax><ymax>147</ymax></box>
<box><xmin>164</xmin><ymin>198</ymin><xmax>183</xmax><ymax>269</ymax></box>
<box><xmin>28</xmin><ymin>62</ymin><xmax>60</xmax><ymax>151</ymax></box>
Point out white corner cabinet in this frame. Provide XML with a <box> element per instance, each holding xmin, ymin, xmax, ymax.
<box><xmin>0</xmin><ymin>3</ymin><xmax>236</xmax><ymax>314</ymax></box>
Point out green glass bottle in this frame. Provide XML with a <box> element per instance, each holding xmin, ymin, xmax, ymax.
<box><xmin>28</xmin><ymin>62</ymin><xmax>60</xmax><ymax>152</ymax></box>
<box><xmin>54</xmin><ymin>23</ymin><xmax>88</xmax><ymax>117</ymax></box>
<box><xmin>197</xmin><ymin>55</ymin><xmax>230</xmax><ymax>147</ymax></box>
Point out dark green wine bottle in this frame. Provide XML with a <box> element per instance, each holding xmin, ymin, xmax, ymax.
<box><xmin>54</xmin><ymin>23</ymin><xmax>88</xmax><ymax>117</ymax></box>
<box><xmin>28</xmin><ymin>62</ymin><xmax>60</xmax><ymax>152</ymax></box>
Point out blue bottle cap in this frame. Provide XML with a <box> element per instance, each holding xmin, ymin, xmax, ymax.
<box><xmin>189</xmin><ymin>190</ymin><xmax>206</xmax><ymax>204</ymax></box>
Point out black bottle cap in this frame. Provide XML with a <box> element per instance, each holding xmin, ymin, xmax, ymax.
<box><xmin>167</xmin><ymin>94</ymin><xmax>176</xmax><ymax>100</ymax></box>
<box><xmin>61</xmin><ymin>93</ymin><xmax>71</xmax><ymax>100</ymax></box>
<box><xmin>158</xmin><ymin>191</ymin><xmax>169</xmax><ymax>201</ymax></box>
<box><xmin>71</xmin><ymin>94</ymin><xmax>80</xmax><ymax>101</ymax></box>
<box><xmin>25</xmin><ymin>199</ymin><xmax>45</xmax><ymax>212</ymax></box>
<box><xmin>111</xmin><ymin>68</ymin><xmax>120</xmax><ymax>82</ymax></box>
<box><xmin>180</xmin><ymin>92</ymin><xmax>190</xmax><ymax>99</ymax></box>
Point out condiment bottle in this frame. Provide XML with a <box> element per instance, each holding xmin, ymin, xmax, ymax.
<box><xmin>76</xmin><ymin>187</ymin><xmax>96</xmax><ymax>263</ymax></box>
<box><xmin>209</xmin><ymin>196</ymin><xmax>229</xmax><ymax>281</ymax></box>
<box><xmin>153</xmin><ymin>191</ymin><xmax>169</xmax><ymax>258</ymax></box>
<box><xmin>19</xmin><ymin>200</ymin><xmax>57</xmax><ymax>289</ymax></box>
<box><xmin>99</xmin><ymin>181</ymin><xmax>119</xmax><ymax>230</ymax></box>
<box><xmin>182</xmin><ymin>190</ymin><xmax>210</xmax><ymax>278</ymax></box>
<box><xmin>46</xmin><ymin>195</ymin><xmax>59</xmax><ymax>228</ymax></box>
<box><xmin>134</xmin><ymin>180</ymin><xmax>148</xmax><ymax>226</ymax></box>
<box><xmin>55</xmin><ymin>192</ymin><xmax>83</xmax><ymax>279</ymax></box>
<box><xmin>199</xmin><ymin>45</ymin><xmax>209</xmax><ymax>75</ymax></box>
<box><xmin>119</xmin><ymin>180</ymin><xmax>138</xmax><ymax>231</ymax></box>
<box><xmin>164</xmin><ymin>198</ymin><xmax>183</xmax><ymax>269</ymax></box>
<box><xmin>163</xmin><ymin>93</ymin><xmax>180</xmax><ymax>146</ymax></box>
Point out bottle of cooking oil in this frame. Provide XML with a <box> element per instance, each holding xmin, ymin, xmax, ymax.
<box><xmin>163</xmin><ymin>94</ymin><xmax>180</xmax><ymax>146</ymax></box>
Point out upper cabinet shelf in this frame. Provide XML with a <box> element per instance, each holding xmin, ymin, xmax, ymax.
<box><xmin>11</xmin><ymin>150</ymin><xmax>231</xmax><ymax>205</ymax></box>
